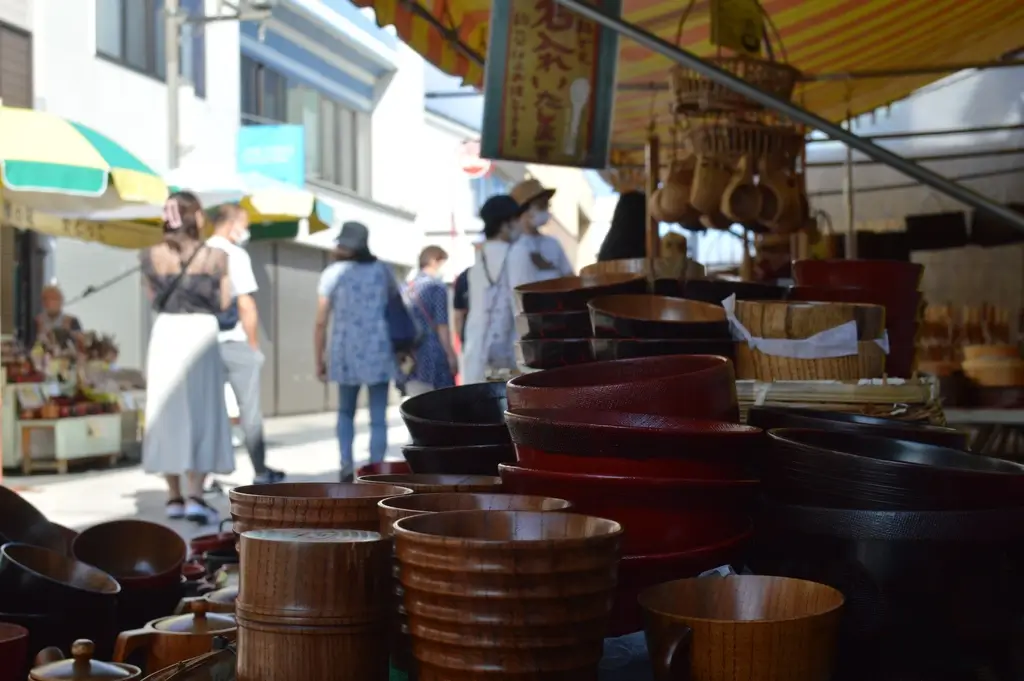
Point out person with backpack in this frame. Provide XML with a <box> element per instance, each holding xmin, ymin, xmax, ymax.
<box><xmin>399</xmin><ymin>245</ymin><xmax>457</xmax><ymax>397</ymax></box>
<box><xmin>461</xmin><ymin>195</ymin><xmax>520</xmax><ymax>384</ymax></box>
<box><xmin>314</xmin><ymin>222</ymin><xmax>396</xmax><ymax>482</ymax></box>
<box><xmin>207</xmin><ymin>204</ymin><xmax>283</xmax><ymax>485</ymax></box>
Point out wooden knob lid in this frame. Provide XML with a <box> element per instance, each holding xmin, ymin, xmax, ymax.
<box><xmin>30</xmin><ymin>639</ymin><xmax>137</xmax><ymax>681</ymax></box>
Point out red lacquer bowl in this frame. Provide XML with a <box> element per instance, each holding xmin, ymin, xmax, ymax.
<box><xmin>498</xmin><ymin>463</ymin><xmax>756</xmax><ymax>555</ymax></box>
<box><xmin>506</xmin><ymin>355</ymin><xmax>739</xmax><ymax>421</ymax></box>
<box><xmin>792</xmin><ymin>259</ymin><xmax>924</xmax><ymax>292</ymax></box>
<box><xmin>505</xmin><ymin>408</ymin><xmax>764</xmax><ymax>479</ymax></box>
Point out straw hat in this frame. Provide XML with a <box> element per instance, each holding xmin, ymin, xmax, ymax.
<box><xmin>510</xmin><ymin>179</ymin><xmax>556</xmax><ymax>208</ymax></box>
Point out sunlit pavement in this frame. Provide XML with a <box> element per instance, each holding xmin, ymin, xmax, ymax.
<box><xmin>4</xmin><ymin>407</ymin><xmax>409</xmax><ymax>540</ymax></box>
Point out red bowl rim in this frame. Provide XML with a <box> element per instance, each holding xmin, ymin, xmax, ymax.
<box><xmin>507</xmin><ymin>354</ymin><xmax>732</xmax><ymax>391</ymax></box>
<box><xmin>515</xmin><ymin>273</ymin><xmax>645</xmax><ymax>295</ymax></box>
<box><xmin>620</xmin><ymin>523</ymin><xmax>754</xmax><ymax>564</ymax></box>
<box><xmin>587</xmin><ymin>294</ymin><xmax>727</xmax><ymax>324</ymax></box>
<box><xmin>498</xmin><ymin>463</ymin><xmax>759</xmax><ymax>489</ymax></box>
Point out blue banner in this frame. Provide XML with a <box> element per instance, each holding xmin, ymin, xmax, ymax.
<box><xmin>237</xmin><ymin>125</ymin><xmax>305</xmax><ymax>187</ymax></box>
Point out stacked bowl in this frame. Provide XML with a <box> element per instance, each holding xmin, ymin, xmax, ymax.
<box><xmin>791</xmin><ymin>258</ymin><xmax>924</xmax><ymax>377</ymax></box>
<box><xmin>753</xmin><ymin>426</ymin><xmax>1024</xmax><ymax>677</ymax></box>
<box><xmin>587</xmin><ymin>294</ymin><xmax>735</xmax><ymax>362</ymax></box>
<box><xmin>502</xmin><ymin>407</ymin><xmax>761</xmax><ymax>634</ymax></box>
<box><xmin>513</xmin><ymin>273</ymin><xmax>646</xmax><ymax>370</ymax></box>
<box><xmin>398</xmin><ymin>382</ymin><xmax>515</xmax><ymax>475</ymax></box>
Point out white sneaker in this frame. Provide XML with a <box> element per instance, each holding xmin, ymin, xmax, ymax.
<box><xmin>166</xmin><ymin>498</ymin><xmax>185</xmax><ymax>520</ymax></box>
<box><xmin>185</xmin><ymin>498</ymin><xmax>219</xmax><ymax>525</ymax></box>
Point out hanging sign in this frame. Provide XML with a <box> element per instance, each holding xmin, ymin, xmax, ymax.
<box><xmin>710</xmin><ymin>0</ymin><xmax>763</xmax><ymax>56</ymax></box>
<box><xmin>480</xmin><ymin>0</ymin><xmax>620</xmax><ymax>169</ymax></box>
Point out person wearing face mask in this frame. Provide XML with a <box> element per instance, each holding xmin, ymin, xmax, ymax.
<box><xmin>461</xmin><ymin>195</ymin><xmax>521</xmax><ymax>385</ymax></box>
<box><xmin>507</xmin><ymin>179</ymin><xmax>574</xmax><ymax>291</ymax></box>
<box><xmin>207</xmin><ymin>204</ymin><xmax>283</xmax><ymax>485</ymax></box>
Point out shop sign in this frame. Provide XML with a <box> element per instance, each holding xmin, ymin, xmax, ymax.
<box><xmin>458</xmin><ymin>140</ymin><xmax>492</xmax><ymax>178</ymax></box>
<box><xmin>710</xmin><ymin>0</ymin><xmax>763</xmax><ymax>56</ymax></box>
<box><xmin>237</xmin><ymin>125</ymin><xmax>306</xmax><ymax>187</ymax></box>
<box><xmin>480</xmin><ymin>0</ymin><xmax>620</xmax><ymax>169</ymax></box>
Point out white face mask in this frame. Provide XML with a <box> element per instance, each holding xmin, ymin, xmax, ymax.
<box><xmin>530</xmin><ymin>209</ymin><xmax>551</xmax><ymax>229</ymax></box>
<box><xmin>235</xmin><ymin>231</ymin><xmax>251</xmax><ymax>247</ymax></box>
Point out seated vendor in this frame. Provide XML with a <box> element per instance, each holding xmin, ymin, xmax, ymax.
<box><xmin>35</xmin><ymin>285</ymin><xmax>83</xmax><ymax>342</ymax></box>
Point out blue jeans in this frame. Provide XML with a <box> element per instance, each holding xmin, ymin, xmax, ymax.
<box><xmin>337</xmin><ymin>383</ymin><xmax>390</xmax><ymax>477</ymax></box>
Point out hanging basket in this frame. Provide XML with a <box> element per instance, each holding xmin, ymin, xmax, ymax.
<box><xmin>670</xmin><ymin>55</ymin><xmax>802</xmax><ymax>115</ymax></box>
<box><xmin>682</xmin><ymin>119</ymin><xmax>804</xmax><ymax>164</ymax></box>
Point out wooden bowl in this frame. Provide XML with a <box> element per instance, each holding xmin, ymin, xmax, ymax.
<box><xmin>229</xmin><ymin>482</ymin><xmax>414</xmax><ymax>534</ymax></box>
<box><xmin>399</xmin><ymin>382</ymin><xmax>510</xmax><ymax>447</ymax></box>
<box><xmin>514</xmin><ymin>274</ymin><xmax>647</xmax><ymax>314</ymax></box>
<box><xmin>681</xmin><ymin>279</ymin><xmax>787</xmax><ymax>306</ymax></box>
<box><xmin>71</xmin><ymin>520</ymin><xmax>186</xmax><ymax>589</ymax></box>
<box><xmin>589</xmin><ymin>337</ymin><xmax>736</xmax><ymax>362</ymax></box>
<box><xmin>588</xmin><ymin>295</ymin><xmax>729</xmax><ymax>339</ymax></box>
<box><xmin>355</xmin><ymin>474</ymin><xmax>502</xmax><ymax>494</ymax></box>
<box><xmin>0</xmin><ymin>487</ymin><xmax>65</xmax><ymax>556</ymax></box>
<box><xmin>963</xmin><ymin>344</ymin><xmax>1020</xmax><ymax>361</ymax></box>
<box><xmin>393</xmin><ymin>511</ymin><xmax>622</xmax><ymax>679</ymax></box>
<box><xmin>377</xmin><ymin>493</ymin><xmax>572</xmax><ymax>538</ymax></box>
<box><xmin>793</xmin><ymin>258</ymin><xmax>923</xmax><ymax>291</ymax></box>
<box><xmin>515</xmin><ymin>339</ymin><xmax>594</xmax><ymax>370</ymax></box>
<box><xmin>400</xmin><ymin>443</ymin><xmax>516</xmax><ymax>476</ymax></box>
<box><xmin>639</xmin><ymin>576</ymin><xmax>843</xmax><ymax>681</ymax></box>
<box><xmin>355</xmin><ymin>461</ymin><xmax>412</xmax><ymax>477</ymax></box>
<box><xmin>506</xmin><ymin>354</ymin><xmax>739</xmax><ymax>421</ymax></box>
<box><xmin>514</xmin><ymin>311</ymin><xmax>592</xmax><ymax>340</ymax></box>
<box><xmin>580</xmin><ymin>256</ymin><xmax>705</xmax><ymax>281</ymax></box>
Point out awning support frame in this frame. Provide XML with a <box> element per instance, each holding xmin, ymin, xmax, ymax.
<box><xmin>553</xmin><ymin>0</ymin><xmax>1024</xmax><ymax>235</ymax></box>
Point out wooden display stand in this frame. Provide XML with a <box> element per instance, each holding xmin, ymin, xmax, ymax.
<box><xmin>18</xmin><ymin>413</ymin><xmax>122</xmax><ymax>475</ymax></box>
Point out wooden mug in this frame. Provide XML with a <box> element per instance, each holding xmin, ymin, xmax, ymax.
<box><xmin>639</xmin><ymin>576</ymin><xmax>844</xmax><ymax>681</ymax></box>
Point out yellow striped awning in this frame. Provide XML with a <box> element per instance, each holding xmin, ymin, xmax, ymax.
<box><xmin>359</xmin><ymin>0</ymin><xmax>1024</xmax><ymax>166</ymax></box>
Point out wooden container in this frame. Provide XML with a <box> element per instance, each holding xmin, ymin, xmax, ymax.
<box><xmin>962</xmin><ymin>357</ymin><xmax>1024</xmax><ymax>387</ymax></box>
<box><xmin>112</xmin><ymin>600</ymin><xmax>237</xmax><ymax>674</ymax></box>
<box><xmin>580</xmin><ymin>257</ymin><xmax>705</xmax><ymax>282</ymax></box>
<box><xmin>356</xmin><ymin>474</ymin><xmax>502</xmax><ymax>494</ymax></box>
<box><xmin>733</xmin><ymin>301</ymin><xmax>887</xmax><ymax>381</ymax></box>
<box><xmin>377</xmin><ymin>494</ymin><xmax>572</xmax><ymax>677</ymax></box>
<box><xmin>236</xmin><ymin>528</ymin><xmax>390</xmax><ymax>681</ymax></box>
<box><xmin>963</xmin><ymin>344</ymin><xmax>1020</xmax><ymax>362</ymax></box>
<box><xmin>229</xmin><ymin>482</ymin><xmax>413</xmax><ymax>535</ymax></box>
<box><xmin>639</xmin><ymin>576</ymin><xmax>844</xmax><ymax>681</ymax></box>
<box><xmin>393</xmin><ymin>510</ymin><xmax>621</xmax><ymax>681</ymax></box>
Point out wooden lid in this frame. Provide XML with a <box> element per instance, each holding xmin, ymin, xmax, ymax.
<box><xmin>240</xmin><ymin>528</ymin><xmax>381</xmax><ymax>543</ymax></box>
<box><xmin>153</xmin><ymin>600</ymin><xmax>237</xmax><ymax>634</ymax></box>
<box><xmin>30</xmin><ymin>640</ymin><xmax>140</xmax><ymax>681</ymax></box>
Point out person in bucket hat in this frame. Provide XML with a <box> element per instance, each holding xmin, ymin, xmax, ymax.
<box><xmin>507</xmin><ymin>179</ymin><xmax>574</xmax><ymax>291</ymax></box>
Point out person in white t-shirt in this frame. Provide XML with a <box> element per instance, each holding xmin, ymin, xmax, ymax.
<box><xmin>506</xmin><ymin>179</ymin><xmax>575</xmax><ymax>291</ymax></box>
<box><xmin>207</xmin><ymin>205</ymin><xmax>284</xmax><ymax>485</ymax></box>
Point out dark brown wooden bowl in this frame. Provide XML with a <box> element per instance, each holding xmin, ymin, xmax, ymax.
<box><xmin>514</xmin><ymin>311</ymin><xmax>592</xmax><ymax>340</ymax></box>
<box><xmin>0</xmin><ymin>486</ymin><xmax>65</xmax><ymax>555</ymax></box>
<box><xmin>401</xmin><ymin>443</ymin><xmax>516</xmax><ymax>476</ymax></box>
<box><xmin>514</xmin><ymin>274</ymin><xmax>647</xmax><ymax>314</ymax></box>
<box><xmin>589</xmin><ymin>337</ymin><xmax>736</xmax><ymax>362</ymax></box>
<box><xmin>682</xmin><ymin>279</ymin><xmax>787</xmax><ymax>306</ymax></box>
<box><xmin>765</xmin><ymin>428</ymin><xmax>1024</xmax><ymax>510</ymax></box>
<box><xmin>506</xmin><ymin>354</ymin><xmax>739</xmax><ymax>421</ymax></box>
<box><xmin>399</xmin><ymin>382</ymin><xmax>510</xmax><ymax>447</ymax></box>
<box><xmin>748</xmin><ymin>405</ymin><xmax>968</xmax><ymax>450</ymax></box>
<box><xmin>71</xmin><ymin>520</ymin><xmax>186</xmax><ymax>589</ymax></box>
<box><xmin>356</xmin><ymin>474</ymin><xmax>502</xmax><ymax>494</ymax></box>
<box><xmin>229</xmin><ymin>482</ymin><xmax>414</xmax><ymax>534</ymax></box>
<box><xmin>588</xmin><ymin>294</ymin><xmax>730</xmax><ymax>339</ymax></box>
<box><xmin>515</xmin><ymin>339</ymin><xmax>594</xmax><ymax>370</ymax></box>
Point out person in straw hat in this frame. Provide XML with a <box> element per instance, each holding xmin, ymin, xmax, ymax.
<box><xmin>506</xmin><ymin>179</ymin><xmax>574</xmax><ymax>290</ymax></box>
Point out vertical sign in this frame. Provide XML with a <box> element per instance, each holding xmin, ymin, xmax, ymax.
<box><xmin>710</xmin><ymin>0</ymin><xmax>763</xmax><ymax>56</ymax></box>
<box><xmin>481</xmin><ymin>0</ymin><xmax>620</xmax><ymax>169</ymax></box>
<box><xmin>236</xmin><ymin>125</ymin><xmax>306</xmax><ymax>187</ymax></box>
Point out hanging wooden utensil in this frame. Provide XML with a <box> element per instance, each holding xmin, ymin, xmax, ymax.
<box><xmin>721</xmin><ymin>154</ymin><xmax>762</xmax><ymax>223</ymax></box>
<box><xmin>659</xmin><ymin>157</ymin><xmax>701</xmax><ymax>224</ymax></box>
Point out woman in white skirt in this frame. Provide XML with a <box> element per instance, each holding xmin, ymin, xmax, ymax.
<box><xmin>140</xmin><ymin>192</ymin><xmax>233</xmax><ymax>525</ymax></box>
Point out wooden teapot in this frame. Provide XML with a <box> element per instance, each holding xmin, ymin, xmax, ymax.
<box><xmin>112</xmin><ymin>601</ymin><xmax>236</xmax><ymax>674</ymax></box>
<box><xmin>30</xmin><ymin>640</ymin><xmax>142</xmax><ymax>681</ymax></box>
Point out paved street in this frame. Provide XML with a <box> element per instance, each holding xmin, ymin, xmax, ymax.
<box><xmin>4</xmin><ymin>407</ymin><xmax>410</xmax><ymax>540</ymax></box>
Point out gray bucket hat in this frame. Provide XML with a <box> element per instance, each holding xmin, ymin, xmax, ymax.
<box><xmin>335</xmin><ymin>221</ymin><xmax>369</xmax><ymax>251</ymax></box>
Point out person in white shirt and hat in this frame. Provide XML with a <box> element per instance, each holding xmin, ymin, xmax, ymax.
<box><xmin>506</xmin><ymin>179</ymin><xmax>575</xmax><ymax>291</ymax></box>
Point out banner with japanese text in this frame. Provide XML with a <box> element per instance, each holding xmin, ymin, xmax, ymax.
<box><xmin>481</xmin><ymin>0</ymin><xmax>620</xmax><ymax>169</ymax></box>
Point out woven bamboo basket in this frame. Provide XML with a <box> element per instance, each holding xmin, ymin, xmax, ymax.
<box><xmin>733</xmin><ymin>300</ymin><xmax>887</xmax><ymax>381</ymax></box>
<box><xmin>670</xmin><ymin>56</ymin><xmax>801</xmax><ymax>114</ymax></box>
<box><xmin>683</xmin><ymin>120</ymin><xmax>804</xmax><ymax>163</ymax></box>
<box><xmin>736</xmin><ymin>376</ymin><xmax>945</xmax><ymax>426</ymax></box>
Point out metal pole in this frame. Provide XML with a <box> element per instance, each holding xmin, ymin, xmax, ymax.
<box><xmin>645</xmin><ymin>134</ymin><xmax>660</xmax><ymax>261</ymax></box>
<box><xmin>165</xmin><ymin>0</ymin><xmax>181</xmax><ymax>170</ymax></box>
<box><xmin>553</xmin><ymin>0</ymin><xmax>1024</xmax><ymax>235</ymax></box>
<box><xmin>843</xmin><ymin>130</ymin><xmax>856</xmax><ymax>259</ymax></box>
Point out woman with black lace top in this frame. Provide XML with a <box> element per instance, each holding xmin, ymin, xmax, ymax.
<box><xmin>140</xmin><ymin>191</ymin><xmax>233</xmax><ymax>525</ymax></box>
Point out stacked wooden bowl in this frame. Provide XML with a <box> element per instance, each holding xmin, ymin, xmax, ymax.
<box><xmin>961</xmin><ymin>343</ymin><xmax>1024</xmax><ymax>387</ymax></box>
<box><xmin>732</xmin><ymin>299</ymin><xmax>887</xmax><ymax>381</ymax></box>
<box><xmin>587</xmin><ymin>294</ymin><xmax>734</xmax><ymax>363</ymax></box>
<box><xmin>579</xmin><ymin>256</ymin><xmax>705</xmax><ymax>297</ymax></box>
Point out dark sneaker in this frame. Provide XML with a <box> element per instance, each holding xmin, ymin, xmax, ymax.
<box><xmin>185</xmin><ymin>497</ymin><xmax>219</xmax><ymax>525</ymax></box>
<box><xmin>253</xmin><ymin>468</ymin><xmax>285</xmax><ymax>485</ymax></box>
<box><xmin>165</xmin><ymin>497</ymin><xmax>185</xmax><ymax>520</ymax></box>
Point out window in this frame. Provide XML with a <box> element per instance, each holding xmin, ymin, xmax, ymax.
<box><xmin>239</xmin><ymin>59</ymin><xmax>373</xmax><ymax>197</ymax></box>
<box><xmin>471</xmin><ymin>172</ymin><xmax>512</xmax><ymax>214</ymax></box>
<box><xmin>95</xmin><ymin>0</ymin><xmax>206</xmax><ymax>97</ymax></box>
